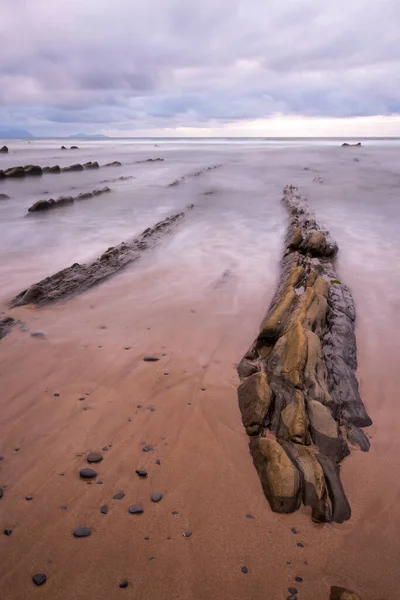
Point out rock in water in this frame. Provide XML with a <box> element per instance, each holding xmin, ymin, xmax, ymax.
<box><xmin>0</xmin><ymin>193</ymin><xmax>10</xmax><ymax>200</ymax></box>
<box><xmin>87</xmin><ymin>451</ymin><xmax>103</xmax><ymax>463</ymax></box>
<box><xmin>0</xmin><ymin>145</ymin><xmax>8</xmax><ymax>153</ymax></box>
<box><xmin>32</xmin><ymin>573</ymin><xmax>47</xmax><ymax>586</ymax></box>
<box><xmin>73</xmin><ymin>526</ymin><xmax>91</xmax><ymax>537</ymax></box>
<box><xmin>79</xmin><ymin>468</ymin><xmax>97</xmax><ymax>479</ymax></box>
<box><xmin>61</xmin><ymin>146</ymin><xmax>67</xmax><ymax>149</ymax></box>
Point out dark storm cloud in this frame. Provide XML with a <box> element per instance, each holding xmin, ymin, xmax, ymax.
<box><xmin>0</xmin><ymin>0</ymin><xmax>399</xmax><ymax>134</ymax></box>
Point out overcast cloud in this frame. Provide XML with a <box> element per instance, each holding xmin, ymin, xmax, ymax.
<box><xmin>0</xmin><ymin>0</ymin><xmax>399</xmax><ymax>135</ymax></box>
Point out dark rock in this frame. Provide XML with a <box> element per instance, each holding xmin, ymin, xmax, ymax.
<box><xmin>70</xmin><ymin>146</ymin><xmax>79</xmax><ymax>149</ymax></box>
<box><xmin>100</xmin><ymin>505</ymin><xmax>108</xmax><ymax>514</ymax></box>
<box><xmin>26</xmin><ymin>495</ymin><xmax>33</xmax><ymax>501</ymax></box>
<box><xmin>245</xmin><ymin>514</ymin><xmax>255</xmax><ymax>519</ymax></box>
<box><xmin>113</xmin><ymin>492</ymin><xmax>125</xmax><ymax>500</ymax></box>
<box><xmin>151</xmin><ymin>492</ymin><xmax>163</xmax><ymax>503</ymax></box>
<box><xmin>102</xmin><ymin>446</ymin><xmax>109</xmax><ymax>451</ymax></box>
<box><xmin>316</xmin><ymin>454</ymin><xmax>351</xmax><ymax>523</ymax></box>
<box><xmin>155</xmin><ymin>459</ymin><xmax>161</xmax><ymax>465</ymax></box>
<box><xmin>136</xmin><ymin>469</ymin><xmax>148</xmax><ymax>477</ymax></box>
<box><xmin>104</xmin><ymin>161</ymin><xmax>122</xmax><ymax>167</ymax></box>
<box><xmin>96</xmin><ymin>480</ymin><xmax>103</xmax><ymax>484</ymax></box>
<box><xmin>15</xmin><ymin>447</ymin><xmax>20</xmax><ymax>451</ymax></box>
<box><xmin>142</xmin><ymin>446</ymin><xmax>153</xmax><ymax>452</ymax></box>
<box><xmin>183</xmin><ymin>531</ymin><xmax>192</xmax><ymax>537</ymax></box>
<box><xmin>288</xmin><ymin>588</ymin><xmax>298</xmax><ymax>594</ymax></box>
<box><xmin>54</xmin><ymin>392</ymin><xmax>60</xmax><ymax>397</ymax></box>
<box><xmin>297</xmin><ymin>543</ymin><xmax>304</xmax><ymax>548</ymax></box>
<box><xmin>287</xmin><ymin>596</ymin><xmax>297</xmax><ymax>600</ymax></box>
<box><xmin>241</xmin><ymin>566</ymin><xmax>248</xmax><ymax>574</ymax></box>
<box><xmin>0</xmin><ymin>316</ymin><xmax>19</xmax><ymax>340</ymax></box>
<box><xmin>61</xmin><ymin>146</ymin><xmax>67</xmax><ymax>149</ymax></box>
<box><xmin>291</xmin><ymin>528</ymin><xmax>297</xmax><ymax>534</ymax></box>
<box><xmin>79</xmin><ymin>397</ymin><xmax>85</xmax><ymax>401</ymax></box>
<box><xmin>43</xmin><ymin>165</ymin><xmax>61</xmax><ymax>173</ymax></box>
<box><xmin>73</xmin><ymin>526</ymin><xmax>91</xmax><ymax>538</ymax></box>
<box><xmin>4</xmin><ymin>528</ymin><xmax>12</xmax><ymax>535</ymax></box>
<box><xmin>32</xmin><ymin>573</ymin><xmax>47</xmax><ymax>586</ymax></box>
<box><xmin>171</xmin><ymin>511</ymin><xmax>179</xmax><ymax>515</ymax></box>
<box><xmin>0</xmin><ymin>193</ymin><xmax>10</xmax><ymax>200</ymax></box>
<box><xmin>60</xmin><ymin>505</ymin><xmax>68</xmax><ymax>510</ymax></box>
<box><xmin>83</xmin><ymin>161</ymin><xmax>99</xmax><ymax>169</ymax></box>
<box><xmin>24</xmin><ymin>165</ymin><xmax>42</xmax><ymax>176</ymax></box>
<box><xmin>5</xmin><ymin>166</ymin><xmax>25</xmax><ymax>177</ymax></box>
<box><xmin>201</xmin><ymin>387</ymin><xmax>206</xmax><ymax>391</ymax></box>
<box><xmin>0</xmin><ymin>488</ymin><xmax>3</xmax><ymax>499</ymax></box>
<box><xmin>144</xmin><ymin>536</ymin><xmax>150</xmax><ymax>540</ymax></box>
<box><xmin>79</xmin><ymin>468</ymin><xmax>97</xmax><ymax>479</ymax></box>
<box><xmin>143</xmin><ymin>356</ymin><xmax>159</xmax><ymax>362</ymax></box>
<box><xmin>128</xmin><ymin>504</ymin><xmax>144</xmax><ymax>514</ymax></box>
<box><xmin>87</xmin><ymin>451</ymin><xmax>103</xmax><ymax>463</ymax></box>
<box><xmin>119</xmin><ymin>580</ymin><xmax>128</xmax><ymax>588</ymax></box>
<box><xmin>0</xmin><ymin>456</ymin><xmax>4</xmax><ymax>460</ymax></box>
<box><xmin>31</xmin><ymin>331</ymin><xmax>45</xmax><ymax>338</ymax></box>
<box><xmin>295</xmin><ymin>576</ymin><xmax>303</xmax><ymax>582</ymax></box>
<box><xmin>62</xmin><ymin>163</ymin><xmax>84</xmax><ymax>172</ymax></box>
<box><xmin>0</xmin><ymin>145</ymin><xmax>8</xmax><ymax>153</ymax></box>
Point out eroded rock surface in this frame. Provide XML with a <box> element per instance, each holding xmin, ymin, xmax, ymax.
<box><xmin>0</xmin><ymin>316</ymin><xmax>20</xmax><ymax>340</ymax></box>
<box><xmin>237</xmin><ymin>185</ymin><xmax>371</xmax><ymax>523</ymax></box>
<box><xmin>28</xmin><ymin>187</ymin><xmax>111</xmax><ymax>213</ymax></box>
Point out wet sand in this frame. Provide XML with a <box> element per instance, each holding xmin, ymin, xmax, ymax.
<box><xmin>1</xmin><ymin>140</ymin><xmax>400</xmax><ymax>599</ymax></box>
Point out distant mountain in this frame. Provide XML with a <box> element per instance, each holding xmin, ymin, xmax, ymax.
<box><xmin>0</xmin><ymin>128</ymin><xmax>34</xmax><ymax>138</ymax></box>
<box><xmin>68</xmin><ymin>133</ymin><xmax>109</xmax><ymax>139</ymax></box>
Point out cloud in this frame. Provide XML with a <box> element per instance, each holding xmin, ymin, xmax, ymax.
<box><xmin>0</xmin><ymin>0</ymin><xmax>399</xmax><ymax>135</ymax></box>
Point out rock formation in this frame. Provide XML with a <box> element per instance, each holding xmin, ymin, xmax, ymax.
<box><xmin>28</xmin><ymin>187</ymin><xmax>111</xmax><ymax>213</ymax></box>
<box><xmin>341</xmin><ymin>142</ymin><xmax>362</xmax><ymax>147</ymax></box>
<box><xmin>0</xmin><ymin>316</ymin><xmax>19</xmax><ymax>340</ymax></box>
<box><xmin>0</xmin><ymin>161</ymin><xmax>122</xmax><ymax>178</ymax></box>
<box><xmin>237</xmin><ymin>185</ymin><xmax>371</xmax><ymax>523</ymax></box>
<box><xmin>168</xmin><ymin>164</ymin><xmax>222</xmax><ymax>187</ymax></box>
<box><xmin>0</xmin><ymin>145</ymin><xmax>8</xmax><ymax>153</ymax></box>
<box><xmin>11</xmin><ymin>206</ymin><xmax>194</xmax><ymax>306</ymax></box>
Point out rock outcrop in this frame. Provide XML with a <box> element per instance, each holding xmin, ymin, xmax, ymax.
<box><xmin>0</xmin><ymin>145</ymin><xmax>8</xmax><ymax>153</ymax></box>
<box><xmin>28</xmin><ymin>187</ymin><xmax>111</xmax><ymax>213</ymax></box>
<box><xmin>237</xmin><ymin>185</ymin><xmax>371</xmax><ymax>523</ymax></box>
<box><xmin>168</xmin><ymin>164</ymin><xmax>222</xmax><ymax>187</ymax></box>
<box><xmin>11</xmin><ymin>205</ymin><xmax>194</xmax><ymax>306</ymax></box>
<box><xmin>0</xmin><ymin>161</ymin><xmax>122</xmax><ymax>178</ymax></box>
<box><xmin>0</xmin><ymin>316</ymin><xmax>19</xmax><ymax>340</ymax></box>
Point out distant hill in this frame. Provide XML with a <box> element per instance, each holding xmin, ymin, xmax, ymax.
<box><xmin>0</xmin><ymin>128</ymin><xmax>34</xmax><ymax>138</ymax></box>
<box><xmin>68</xmin><ymin>133</ymin><xmax>109</xmax><ymax>139</ymax></box>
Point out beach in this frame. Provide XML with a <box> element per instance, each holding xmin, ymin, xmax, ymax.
<box><xmin>0</xmin><ymin>139</ymin><xmax>399</xmax><ymax>600</ymax></box>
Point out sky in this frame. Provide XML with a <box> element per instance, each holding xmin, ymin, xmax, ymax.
<box><xmin>1</xmin><ymin>0</ymin><xmax>400</xmax><ymax>137</ymax></box>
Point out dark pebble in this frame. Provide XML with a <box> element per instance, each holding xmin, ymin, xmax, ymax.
<box><xmin>80</xmin><ymin>468</ymin><xmax>97</xmax><ymax>479</ymax></box>
<box><xmin>26</xmin><ymin>495</ymin><xmax>33</xmax><ymax>501</ymax></box>
<box><xmin>291</xmin><ymin>528</ymin><xmax>297</xmax><ymax>534</ymax></box>
<box><xmin>201</xmin><ymin>388</ymin><xmax>206</xmax><ymax>391</ymax></box>
<box><xmin>125</xmin><ymin>347</ymin><xmax>131</xmax><ymax>350</ymax></box>
<box><xmin>83</xmin><ymin>406</ymin><xmax>92</xmax><ymax>411</ymax></box>
<box><xmin>155</xmin><ymin>459</ymin><xmax>161</xmax><ymax>465</ymax></box>
<box><xmin>119</xmin><ymin>579</ymin><xmax>128</xmax><ymax>588</ymax></box>
<box><xmin>0</xmin><ymin>456</ymin><xmax>4</xmax><ymax>460</ymax></box>
<box><xmin>287</xmin><ymin>596</ymin><xmax>297</xmax><ymax>600</ymax></box>
<box><xmin>149</xmin><ymin>556</ymin><xmax>155</xmax><ymax>561</ymax></box>
<box><xmin>297</xmin><ymin>542</ymin><xmax>304</xmax><ymax>548</ymax></box>
<box><xmin>188</xmin><ymin>402</ymin><xmax>192</xmax><ymax>405</ymax></box>
<box><xmin>136</xmin><ymin>469</ymin><xmax>148</xmax><ymax>478</ymax></box>
<box><xmin>101</xmin><ymin>505</ymin><xmax>108</xmax><ymax>515</ymax></box>
<box><xmin>4</xmin><ymin>529</ymin><xmax>12</xmax><ymax>536</ymax></box>
<box><xmin>46</xmin><ymin>560</ymin><xmax>53</xmax><ymax>565</ymax></box>
<box><xmin>151</xmin><ymin>492</ymin><xmax>162</xmax><ymax>503</ymax></box>
<box><xmin>164</xmin><ymin>372</ymin><xmax>169</xmax><ymax>376</ymax></box>
<box><xmin>245</xmin><ymin>513</ymin><xmax>255</xmax><ymax>519</ymax></box>
<box><xmin>54</xmin><ymin>393</ymin><xmax>60</xmax><ymax>397</ymax></box>
<box><xmin>32</xmin><ymin>573</ymin><xmax>47</xmax><ymax>586</ymax></box>
<box><xmin>60</xmin><ymin>505</ymin><xmax>68</xmax><ymax>510</ymax></box>
<box><xmin>128</xmin><ymin>504</ymin><xmax>143</xmax><ymax>514</ymax></box>
<box><xmin>288</xmin><ymin>588</ymin><xmax>298</xmax><ymax>594</ymax></box>
<box><xmin>15</xmin><ymin>447</ymin><xmax>20</xmax><ymax>451</ymax></box>
<box><xmin>96</xmin><ymin>480</ymin><xmax>103</xmax><ymax>485</ymax></box>
<box><xmin>128</xmin><ymin>417</ymin><xmax>131</xmax><ymax>422</ymax></box>
<box><xmin>79</xmin><ymin>397</ymin><xmax>85</xmax><ymax>401</ymax></box>
<box><xmin>162</xmin><ymin>353</ymin><xmax>167</xmax><ymax>356</ymax></box>
<box><xmin>167</xmin><ymin>536</ymin><xmax>171</xmax><ymax>540</ymax></box>
<box><xmin>87</xmin><ymin>452</ymin><xmax>103</xmax><ymax>463</ymax></box>
<box><xmin>144</xmin><ymin>536</ymin><xmax>150</xmax><ymax>540</ymax></box>
<box><xmin>0</xmin><ymin>487</ymin><xmax>3</xmax><ymax>499</ymax></box>
<box><xmin>183</xmin><ymin>531</ymin><xmax>192</xmax><ymax>537</ymax></box>
<box><xmin>85</xmin><ymin>392</ymin><xmax>90</xmax><ymax>396</ymax></box>
<box><xmin>143</xmin><ymin>356</ymin><xmax>159</xmax><ymax>362</ymax></box>
<box><xmin>147</xmin><ymin>407</ymin><xmax>155</xmax><ymax>412</ymax></box>
<box><xmin>113</xmin><ymin>492</ymin><xmax>125</xmax><ymax>500</ymax></box>
<box><xmin>73</xmin><ymin>526</ymin><xmax>91</xmax><ymax>538</ymax></box>
<box><xmin>31</xmin><ymin>331</ymin><xmax>45</xmax><ymax>338</ymax></box>
<box><xmin>137</xmin><ymin>404</ymin><xmax>143</xmax><ymax>408</ymax></box>
<box><xmin>295</xmin><ymin>576</ymin><xmax>303</xmax><ymax>582</ymax></box>
<box><xmin>102</xmin><ymin>446</ymin><xmax>109</xmax><ymax>452</ymax></box>
<box><xmin>171</xmin><ymin>511</ymin><xmax>179</xmax><ymax>515</ymax></box>
<box><xmin>241</xmin><ymin>566</ymin><xmax>248</xmax><ymax>574</ymax></box>
<box><xmin>142</xmin><ymin>446</ymin><xmax>153</xmax><ymax>452</ymax></box>
<box><xmin>287</xmin><ymin>561</ymin><xmax>291</xmax><ymax>566</ymax></box>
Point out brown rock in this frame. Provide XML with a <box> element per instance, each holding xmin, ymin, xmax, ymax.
<box><xmin>330</xmin><ymin>586</ymin><xmax>361</xmax><ymax>600</ymax></box>
<box><xmin>237</xmin><ymin>357</ymin><xmax>259</xmax><ymax>380</ymax></box>
<box><xmin>279</xmin><ymin>389</ymin><xmax>308</xmax><ymax>444</ymax></box>
<box><xmin>238</xmin><ymin>371</ymin><xmax>272</xmax><ymax>435</ymax></box>
<box><xmin>317</xmin><ymin>454</ymin><xmax>351</xmax><ymax>523</ymax></box>
<box><xmin>303</xmin><ymin>331</ymin><xmax>332</xmax><ymax>407</ymax></box>
<box><xmin>307</xmin><ymin>400</ymin><xmax>348</xmax><ymax>461</ymax></box>
<box><xmin>259</xmin><ymin>284</ymin><xmax>297</xmax><ymax>341</ymax></box>
<box><xmin>267</xmin><ymin>320</ymin><xmax>307</xmax><ymax>388</ymax></box>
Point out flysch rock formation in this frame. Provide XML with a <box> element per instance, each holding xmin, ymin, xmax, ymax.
<box><xmin>28</xmin><ymin>187</ymin><xmax>111</xmax><ymax>213</ymax></box>
<box><xmin>0</xmin><ymin>316</ymin><xmax>20</xmax><ymax>340</ymax></box>
<box><xmin>11</xmin><ymin>205</ymin><xmax>194</xmax><ymax>307</ymax></box>
<box><xmin>168</xmin><ymin>164</ymin><xmax>222</xmax><ymax>187</ymax></box>
<box><xmin>237</xmin><ymin>185</ymin><xmax>372</xmax><ymax>523</ymax></box>
<box><xmin>0</xmin><ymin>161</ymin><xmax>123</xmax><ymax>179</ymax></box>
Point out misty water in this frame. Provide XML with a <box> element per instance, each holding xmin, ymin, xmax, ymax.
<box><xmin>0</xmin><ymin>139</ymin><xmax>399</xmax><ymax>339</ymax></box>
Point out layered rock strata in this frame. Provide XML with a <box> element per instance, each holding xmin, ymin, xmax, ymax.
<box><xmin>237</xmin><ymin>185</ymin><xmax>371</xmax><ymax>523</ymax></box>
<box><xmin>28</xmin><ymin>187</ymin><xmax>111</xmax><ymax>213</ymax></box>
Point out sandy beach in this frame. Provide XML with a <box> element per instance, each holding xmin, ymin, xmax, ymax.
<box><xmin>1</xmin><ymin>139</ymin><xmax>399</xmax><ymax>600</ymax></box>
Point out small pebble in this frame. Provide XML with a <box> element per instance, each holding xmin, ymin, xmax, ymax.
<box><xmin>147</xmin><ymin>407</ymin><xmax>155</xmax><ymax>412</ymax></box>
<box><xmin>124</xmin><ymin>347</ymin><xmax>131</xmax><ymax>350</ymax></box>
<box><xmin>144</xmin><ymin>536</ymin><xmax>150</xmax><ymax>540</ymax></box>
<box><xmin>32</xmin><ymin>573</ymin><xmax>47</xmax><ymax>586</ymax></box>
<box><xmin>137</xmin><ymin>404</ymin><xmax>143</xmax><ymax>408</ymax></box>
<box><xmin>167</xmin><ymin>536</ymin><xmax>171</xmax><ymax>540</ymax></box>
<box><xmin>26</xmin><ymin>495</ymin><xmax>33</xmax><ymax>501</ymax></box>
<box><xmin>54</xmin><ymin>393</ymin><xmax>60</xmax><ymax>397</ymax></box>
<box><xmin>79</xmin><ymin>468</ymin><xmax>97</xmax><ymax>479</ymax></box>
<box><xmin>128</xmin><ymin>504</ymin><xmax>143</xmax><ymax>514</ymax></box>
<box><xmin>297</xmin><ymin>542</ymin><xmax>304</xmax><ymax>548</ymax></box>
<box><xmin>201</xmin><ymin>388</ymin><xmax>206</xmax><ymax>391</ymax></box>
<box><xmin>0</xmin><ymin>488</ymin><xmax>3</xmax><ymax>499</ymax></box>
<box><xmin>245</xmin><ymin>514</ymin><xmax>255</xmax><ymax>519</ymax></box>
<box><xmin>101</xmin><ymin>505</ymin><xmax>108</xmax><ymax>515</ymax></box>
<box><xmin>60</xmin><ymin>505</ymin><xmax>68</xmax><ymax>510</ymax></box>
<box><xmin>288</xmin><ymin>588</ymin><xmax>298</xmax><ymax>594</ymax></box>
<box><xmin>128</xmin><ymin>417</ymin><xmax>131</xmax><ymax>422</ymax></box>
<box><xmin>102</xmin><ymin>446</ymin><xmax>109</xmax><ymax>452</ymax></box>
<box><xmin>87</xmin><ymin>452</ymin><xmax>103</xmax><ymax>463</ymax></box>
<box><xmin>15</xmin><ymin>447</ymin><xmax>20</xmax><ymax>451</ymax></box>
<box><xmin>79</xmin><ymin>397</ymin><xmax>85</xmax><ymax>401</ymax></box>
<box><xmin>155</xmin><ymin>459</ymin><xmax>161</xmax><ymax>465</ymax></box>
<box><xmin>119</xmin><ymin>580</ymin><xmax>128</xmax><ymax>588</ymax></box>
<box><xmin>151</xmin><ymin>492</ymin><xmax>163</xmax><ymax>503</ymax></box>
<box><xmin>183</xmin><ymin>531</ymin><xmax>192</xmax><ymax>537</ymax></box>
<box><xmin>31</xmin><ymin>331</ymin><xmax>45</xmax><ymax>338</ymax></box>
<box><xmin>143</xmin><ymin>356</ymin><xmax>159</xmax><ymax>362</ymax></box>
<box><xmin>136</xmin><ymin>469</ymin><xmax>148</xmax><ymax>478</ymax></box>
<box><xmin>46</xmin><ymin>560</ymin><xmax>53</xmax><ymax>565</ymax></box>
<box><xmin>113</xmin><ymin>492</ymin><xmax>125</xmax><ymax>500</ymax></box>
<box><xmin>291</xmin><ymin>528</ymin><xmax>297</xmax><ymax>534</ymax></box>
<box><xmin>287</xmin><ymin>561</ymin><xmax>291</xmax><ymax>566</ymax></box>
<box><xmin>96</xmin><ymin>480</ymin><xmax>103</xmax><ymax>485</ymax></box>
<box><xmin>287</xmin><ymin>596</ymin><xmax>297</xmax><ymax>600</ymax></box>
<box><xmin>164</xmin><ymin>372</ymin><xmax>169</xmax><ymax>376</ymax></box>
<box><xmin>188</xmin><ymin>402</ymin><xmax>192</xmax><ymax>405</ymax></box>
<box><xmin>73</xmin><ymin>526</ymin><xmax>91</xmax><ymax>538</ymax></box>
<box><xmin>295</xmin><ymin>576</ymin><xmax>303</xmax><ymax>582</ymax></box>
<box><xmin>241</xmin><ymin>566</ymin><xmax>248</xmax><ymax>574</ymax></box>
<box><xmin>83</xmin><ymin>406</ymin><xmax>92</xmax><ymax>411</ymax></box>
<box><xmin>85</xmin><ymin>392</ymin><xmax>90</xmax><ymax>396</ymax></box>
<box><xmin>142</xmin><ymin>446</ymin><xmax>153</xmax><ymax>452</ymax></box>
<box><xmin>149</xmin><ymin>556</ymin><xmax>155</xmax><ymax>561</ymax></box>
<box><xmin>4</xmin><ymin>529</ymin><xmax>12</xmax><ymax>536</ymax></box>
<box><xmin>0</xmin><ymin>456</ymin><xmax>4</xmax><ymax>460</ymax></box>
<box><xmin>171</xmin><ymin>511</ymin><xmax>179</xmax><ymax>515</ymax></box>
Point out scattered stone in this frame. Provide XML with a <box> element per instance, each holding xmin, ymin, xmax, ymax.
<box><xmin>297</xmin><ymin>542</ymin><xmax>304</xmax><ymax>548</ymax></box>
<box><xmin>96</xmin><ymin>480</ymin><xmax>103</xmax><ymax>484</ymax></box>
<box><xmin>31</xmin><ymin>331</ymin><xmax>45</xmax><ymax>338</ymax></box>
<box><xmin>128</xmin><ymin>417</ymin><xmax>131</xmax><ymax>422</ymax></box>
<box><xmin>0</xmin><ymin>456</ymin><xmax>4</xmax><ymax>460</ymax></box>
<box><xmin>60</xmin><ymin>505</ymin><xmax>68</xmax><ymax>510</ymax></box>
<box><xmin>171</xmin><ymin>511</ymin><xmax>178</xmax><ymax>515</ymax></box>
<box><xmin>32</xmin><ymin>573</ymin><xmax>47</xmax><ymax>586</ymax></box>
<box><xmin>83</xmin><ymin>406</ymin><xmax>92</xmax><ymax>411</ymax></box>
<box><xmin>87</xmin><ymin>452</ymin><xmax>103</xmax><ymax>463</ymax></box>
<box><xmin>149</xmin><ymin>556</ymin><xmax>156</xmax><ymax>561</ymax></box>
<box><xmin>70</xmin><ymin>146</ymin><xmax>79</xmax><ymax>150</ymax></box>
<box><xmin>245</xmin><ymin>514</ymin><xmax>255</xmax><ymax>519</ymax></box>
<box><xmin>61</xmin><ymin>146</ymin><xmax>67</xmax><ymax>149</ymax></box>
<box><xmin>183</xmin><ymin>531</ymin><xmax>192</xmax><ymax>537</ymax></box>
<box><xmin>0</xmin><ymin>145</ymin><xmax>8</xmax><ymax>153</ymax></box>
<box><xmin>100</xmin><ymin>505</ymin><xmax>108</xmax><ymax>515</ymax></box>
<box><xmin>54</xmin><ymin>392</ymin><xmax>60</xmax><ymax>397</ymax></box>
<box><xmin>151</xmin><ymin>492</ymin><xmax>163</xmax><ymax>503</ymax></box>
<box><xmin>142</xmin><ymin>446</ymin><xmax>153</xmax><ymax>452</ymax></box>
<box><xmin>79</xmin><ymin>397</ymin><xmax>85</xmax><ymax>401</ymax></box>
<box><xmin>291</xmin><ymin>528</ymin><xmax>297</xmax><ymax>534</ymax></box>
<box><xmin>0</xmin><ymin>488</ymin><xmax>3</xmax><ymax>499</ymax></box>
<box><xmin>143</xmin><ymin>356</ymin><xmax>159</xmax><ymax>362</ymax></box>
<box><xmin>241</xmin><ymin>566</ymin><xmax>248</xmax><ymax>574</ymax></box>
<box><xmin>137</xmin><ymin>405</ymin><xmax>143</xmax><ymax>409</ymax></box>
<box><xmin>201</xmin><ymin>388</ymin><xmax>206</xmax><ymax>391</ymax></box>
<box><xmin>79</xmin><ymin>468</ymin><xmax>97</xmax><ymax>479</ymax></box>
<box><xmin>167</xmin><ymin>536</ymin><xmax>171</xmax><ymax>540</ymax></box>
<box><xmin>26</xmin><ymin>495</ymin><xmax>33</xmax><ymax>501</ymax></box>
<box><xmin>288</xmin><ymin>588</ymin><xmax>298</xmax><ymax>594</ymax></box>
<box><xmin>73</xmin><ymin>526</ymin><xmax>91</xmax><ymax>538</ymax></box>
<box><xmin>102</xmin><ymin>446</ymin><xmax>109</xmax><ymax>451</ymax></box>
<box><xmin>113</xmin><ymin>492</ymin><xmax>125</xmax><ymax>500</ymax></box>
<box><xmin>295</xmin><ymin>576</ymin><xmax>303</xmax><ymax>582</ymax></box>
<box><xmin>128</xmin><ymin>504</ymin><xmax>143</xmax><ymax>514</ymax></box>
<box><xmin>144</xmin><ymin>536</ymin><xmax>150</xmax><ymax>540</ymax></box>
<box><xmin>287</xmin><ymin>596</ymin><xmax>297</xmax><ymax>600</ymax></box>
<box><xmin>119</xmin><ymin>580</ymin><xmax>128</xmax><ymax>588</ymax></box>
<box><xmin>15</xmin><ymin>447</ymin><xmax>20</xmax><ymax>451</ymax></box>
<box><xmin>4</xmin><ymin>529</ymin><xmax>12</xmax><ymax>535</ymax></box>
<box><xmin>155</xmin><ymin>459</ymin><xmax>161</xmax><ymax>465</ymax></box>
<box><xmin>136</xmin><ymin>469</ymin><xmax>148</xmax><ymax>478</ymax></box>
<box><xmin>104</xmin><ymin>161</ymin><xmax>122</xmax><ymax>167</ymax></box>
